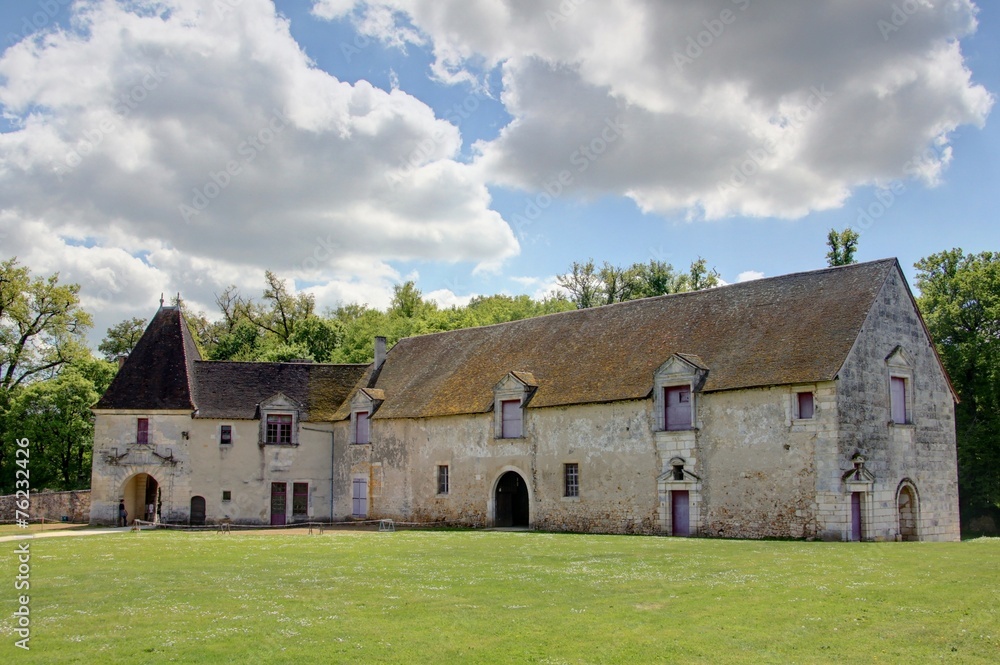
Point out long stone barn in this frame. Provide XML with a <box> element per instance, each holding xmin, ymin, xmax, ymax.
<box><xmin>89</xmin><ymin>258</ymin><xmax>960</xmax><ymax>541</ymax></box>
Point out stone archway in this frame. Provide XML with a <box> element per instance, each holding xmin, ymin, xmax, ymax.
<box><xmin>121</xmin><ymin>473</ymin><xmax>159</xmax><ymax>526</ymax></box>
<box><xmin>494</xmin><ymin>471</ymin><xmax>530</xmax><ymax>528</ymax></box>
<box><xmin>897</xmin><ymin>481</ymin><xmax>919</xmax><ymax>541</ymax></box>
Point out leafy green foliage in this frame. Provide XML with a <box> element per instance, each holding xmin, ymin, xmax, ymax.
<box><xmin>97</xmin><ymin>316</ymin><xmax>147</xmax><ymax>360</ymax></box>
<box><xmin>916</xmin><ymin>249</ymin><xmax>1000</xmax><ymax>517</ymax></box>
<box><xmin>826</xmin><ymin>227</ymin><xmax>860</xmax><ymax>266</ymax></box>
<box><xmin>557</xmin><ymin>257</ymin><xmax>720</xmax><ymax>308</ymax></box>
<box><xmin>0</xmin><ymin>362</ymin><xmax>102</xmax><ymax>492</ymax></box>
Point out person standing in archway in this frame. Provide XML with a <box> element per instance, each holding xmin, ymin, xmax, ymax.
<box><xmin>118</xmin><ymin>499</ymin><xmax>128</xmax><ymax>527</ymax></box>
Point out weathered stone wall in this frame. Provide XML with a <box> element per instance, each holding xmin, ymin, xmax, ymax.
<box><xmin>0</xmin><ymin>490</ymin><xmax>91</xmax><ymax>523</ymax></box>
<box><xmin>90</xmin><ymin>411</ymin><xmax>336</xmax><ymax>525</ymax></box>
<box><xmin>336</xmin><ymin>401</ymin><xmax>661</xmax><ymax>534</ymax></box>
<box><xmin>697</xmin><ymin>383</ymin><xmax>838</xmax><ymax>539</ymax></box>
<box><xmin>834</xmin><ymin>265</ymin><xmax>960</xmax><ymax>541</ymax></box>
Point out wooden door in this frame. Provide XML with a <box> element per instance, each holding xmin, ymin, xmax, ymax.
<box><xmin>270</xmin><ymin>482</ymin><xmax>286</xmax><ymax>526</ymax></box>
<box><xmin>352</xmin><ymin>478</ymin><xmax>367</xmax><ymax>518</ymax></box>
<box><xmin>851</xmin><ymin>492</ymin><xmax>862</xmax><ymax>541</ymax></box>
<box><xmin>671</xmin><ymin>490</ymin><xmax>690</xmax><ymax>536</ymax></box>
<box><xmin>190</xmin><ymin>496</ymin><xmax>206</xmax><ymax>526</ymax></box>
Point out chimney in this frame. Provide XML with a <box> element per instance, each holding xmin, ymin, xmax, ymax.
<box><xmin>117</xmin><ymin>355</ymin><xmax>128</xmax><ymax>369</ymax></box>
<box><xmin>374</xmin><ymin>336</ymin><xmax>387</xmax><ymax>370</ymax></box>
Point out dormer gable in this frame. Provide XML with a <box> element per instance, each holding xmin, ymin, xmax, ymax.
<box><xmin>653</xmin><ymin>354</ymin><xmax>709</xmax><ymax>431</ymax></box>
<box><xmin>349</xmin><ymin>388</ymin><xmax>384</xmax><ymax>444</ymax></box>
<box><xmin>493</xmin><ymin>371</ymin><xmax>537</xmax><ymax>438</ymax></box>
<box><xmin>258</xmin><ymin>392</ymin><xmax>302</xmax><ymax>446</ymax></box>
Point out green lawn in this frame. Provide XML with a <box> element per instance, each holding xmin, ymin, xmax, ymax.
<box><xmin>1</xmin><ymin>530</ymin><xmax>997</xmax><ymax>664</ymax></box>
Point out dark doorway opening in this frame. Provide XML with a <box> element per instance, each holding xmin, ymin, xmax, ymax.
<box><xmin>495</xmin><ymin>471</ymin><xmax>529</xmax><ymax>527</ymax></box>
<box><xmin>190</xmin><ymin>495</ymin><xmax>206</xmax><ymax>526</ymax></box>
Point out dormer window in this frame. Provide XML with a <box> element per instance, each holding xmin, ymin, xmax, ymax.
<box><xmin>664</xmin><ymin>387</ymin><xmax>692</xmax><ymax>430</ymax></box>
<box><xmin>258</xmin><ymin>392</ymin><xmax>301</xmax><ymax>446</ymax></box>
<box><xmin>501</xmin><ymin>400</ymin><xmax>523</xmax><ymax>438</ymax></box>
<box><xmin>653</xmin><ymin>354</ymin><xmax>707</xmax><ymax>432</ymax></box>
<box><xmin>266</xmin><ymin>414</ymin><xmax>293</xmax><ymax>444</ymax></box>
<box><xmin>349</xmin><ymin>388</ymin><xmax>384</xmax><ymax>445</ymax></box>
<box><xmin>493</xmin><ymin>371</ymin><xmax>537</xmax><ymax>439</ymax></box>
<box><xmin>355</xmin><ymin>411</ymin><xmax>370</xmax><ymax>444</ymax></box>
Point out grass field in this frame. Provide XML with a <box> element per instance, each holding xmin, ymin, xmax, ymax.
<box><xmin>0</xmin><ymin>523</ymin><xmax>90</xmax><ymax>536</ymax></box>
<box><xmin>0</xmin><ymin>530</ymin><xmax>997</xmax><ymax>664</ymax></box>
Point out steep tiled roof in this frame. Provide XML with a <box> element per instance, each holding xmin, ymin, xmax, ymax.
<box><xmin>95</xmin><ymin>306</ymin><xmax>200</xmax><ymax>411</ymax></box>
<box><xmin>351</xmin><ymin>259</ymin><xmax>898</xmax><ymax>420</ymax></box>
<box><xmin>192</xmin><ymin>361</ymin><xmax>367</xmax><ymax>420</ymax></box>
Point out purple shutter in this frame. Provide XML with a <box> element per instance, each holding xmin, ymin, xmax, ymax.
<box><xmin>890</xmin><ymin>377</ymin><xmax>907</xmax><ymax>423</ymax></box>
<box><xmin>672</xmin><ymin>490</ymin><xmax>690</xmax><ymax>536</ymax></box>
<box><xmin>851</xmin><ymin>492</ymin><xmax>862</xmax><ymax>541</ymax></box>
<box><xmin>798</xmin><ymin>392</ymin><xmax>815</xmax><ymax>419</ymax></box>
<box><xmin>356</xmin><ymin>411</ymin><xmax>370</xmax><ymax>444</ymax></box>
<box><xmin>352</xmin><ymin>478</ymin><xmax>367</xmax><ymax>518</ymax></box>
<box><xmin>136</xmin><ymin>418</ymin><xmax>149</xmax><ymax>445</ymax></box>
<box><xmin>665</xmin><ymin>387</ymin><xmax>691</xmax><ymax>430</ymax></box>
<box><xmin>502</xmin><ymin>400</ymin><xmax>522</xmax><ymax>438</ymax></box>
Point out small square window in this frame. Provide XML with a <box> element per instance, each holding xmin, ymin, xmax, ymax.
<box><xmin>220</xmin><ymin>425</ymin><xmax>232</xmax><ymax>444</ymax></box>
<box><xmin>796</xmin><ymin>392</ymin><xmax>815</xmax><ymax>420</ymax></box>
<box><xmin>564</xmin><ymin>463</ymin><xmax>579</xmax><ymax>498</ymax></box>
<box><xmin>222</xmin><ymin>490</ymin><xmax>231</xmax><ymax>501</ymax></box>
<box><xmin>437</xmin><ymin>465</ymin><xmax>449</xmax><ymax>495</ymax></box>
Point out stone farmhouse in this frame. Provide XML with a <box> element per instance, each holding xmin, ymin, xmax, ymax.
<box><xmin>89</xmin><ymin>259</ymin><xmax>960</xmax><ymax>541</ymax></box>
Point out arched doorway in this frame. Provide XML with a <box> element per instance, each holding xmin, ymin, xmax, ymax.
<box><xmin>190</xmin><ymin>496</ymin><xmax>206</xmax><ymax>526</ymax></box>
<box><xmin>897</xmin><ymin>481</ymin><xmax>919</xmax><ymax>541</ymax></box>
<box><xmin>495</xmin><ymin>471</ymin><xmax>529</xmax><ymax>528</ymax></box>
<box><xmin>121</xmin><ymin>473</ymin><xmax>159</xmax><ymax>526</ymax></box>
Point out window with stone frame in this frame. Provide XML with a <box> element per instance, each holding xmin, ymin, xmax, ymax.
<box><xmin>796</xmin><ymin>391</ymin><xmax>815</xmax><ymax>420</ymax></box>
<box><xmin>136</xmin><ymin>417</ymin><xmax>149</xmax><ymax>445</ymax></box>
<box><xmin>220</xmin><ymin>424</ymin><xmax>232</xmax><ymax>445</ymax></box>
<box><xmin>501</xmin><ymin>399</ymin><xmax>523</xmax><ymax>438</ymax></box>
<box><xmin>355</xmin><ymin>410</ymin><xmax>370</xmax><ymax>444</ymax></box>
<box><xmin>664</xmin><ymin>386</ymin><xmax>692</xmax><ymax>430</ymax></box>
<box><xmin>265</xmin><ymin>414</ymin><xmax>293</xmax><ymax>444</ymax></box>
<box><xmin>564</xmin><ymin>463</ymin><xmax>580</xmax><ymax>497</ymax></box>
<box><xmin>437</xmin><ymin>465</ymin><xmax>449</xmax><ymax>495</ymax></box>
<box><xmin>890</xmin><ymin>376</ymin><xmax>908</xmax><ymax>424</ymax></box>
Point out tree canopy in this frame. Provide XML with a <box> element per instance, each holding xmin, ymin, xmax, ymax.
<box><xmin>915</xmin><ymin>249</ymin><xmax>1000</xmax><ymax>518</ymax></box>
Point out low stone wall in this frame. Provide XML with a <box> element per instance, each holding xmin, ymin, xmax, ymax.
<box><xmin>0</xmin><ymin>490</ymin><xmax>91</xmax><ymax>523</ymax></box>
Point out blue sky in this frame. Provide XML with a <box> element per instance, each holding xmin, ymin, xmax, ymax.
<box><xmin>0</xmin><ymin>1</ymin><xmax>996</xmax><ymax>342</ymax></box>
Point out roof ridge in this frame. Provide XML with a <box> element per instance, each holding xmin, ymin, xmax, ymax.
<box><xmin>391</xmin><ymin>258</ymin><xmax>899</xmax><ymax>346</ymax></box>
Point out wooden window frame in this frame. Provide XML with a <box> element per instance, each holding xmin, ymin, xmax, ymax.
<box><xmin>220</xmin><ymin>424</ymin><xmax>233</xmax><ymax>445</ymax></box>
<box><xmin>292</xmin><ymin>482</ymin><xmax>309</xmax><ymax>517</ymax></box>
<box><xmin>890</xmin><ymin>375</ymin><xmax>909</xmax><ymax>424</ymax></box>
<box><xmin>265</xmin><ymin>413</ymin><xmax>293</xmax><ymax>445</ymax></box>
